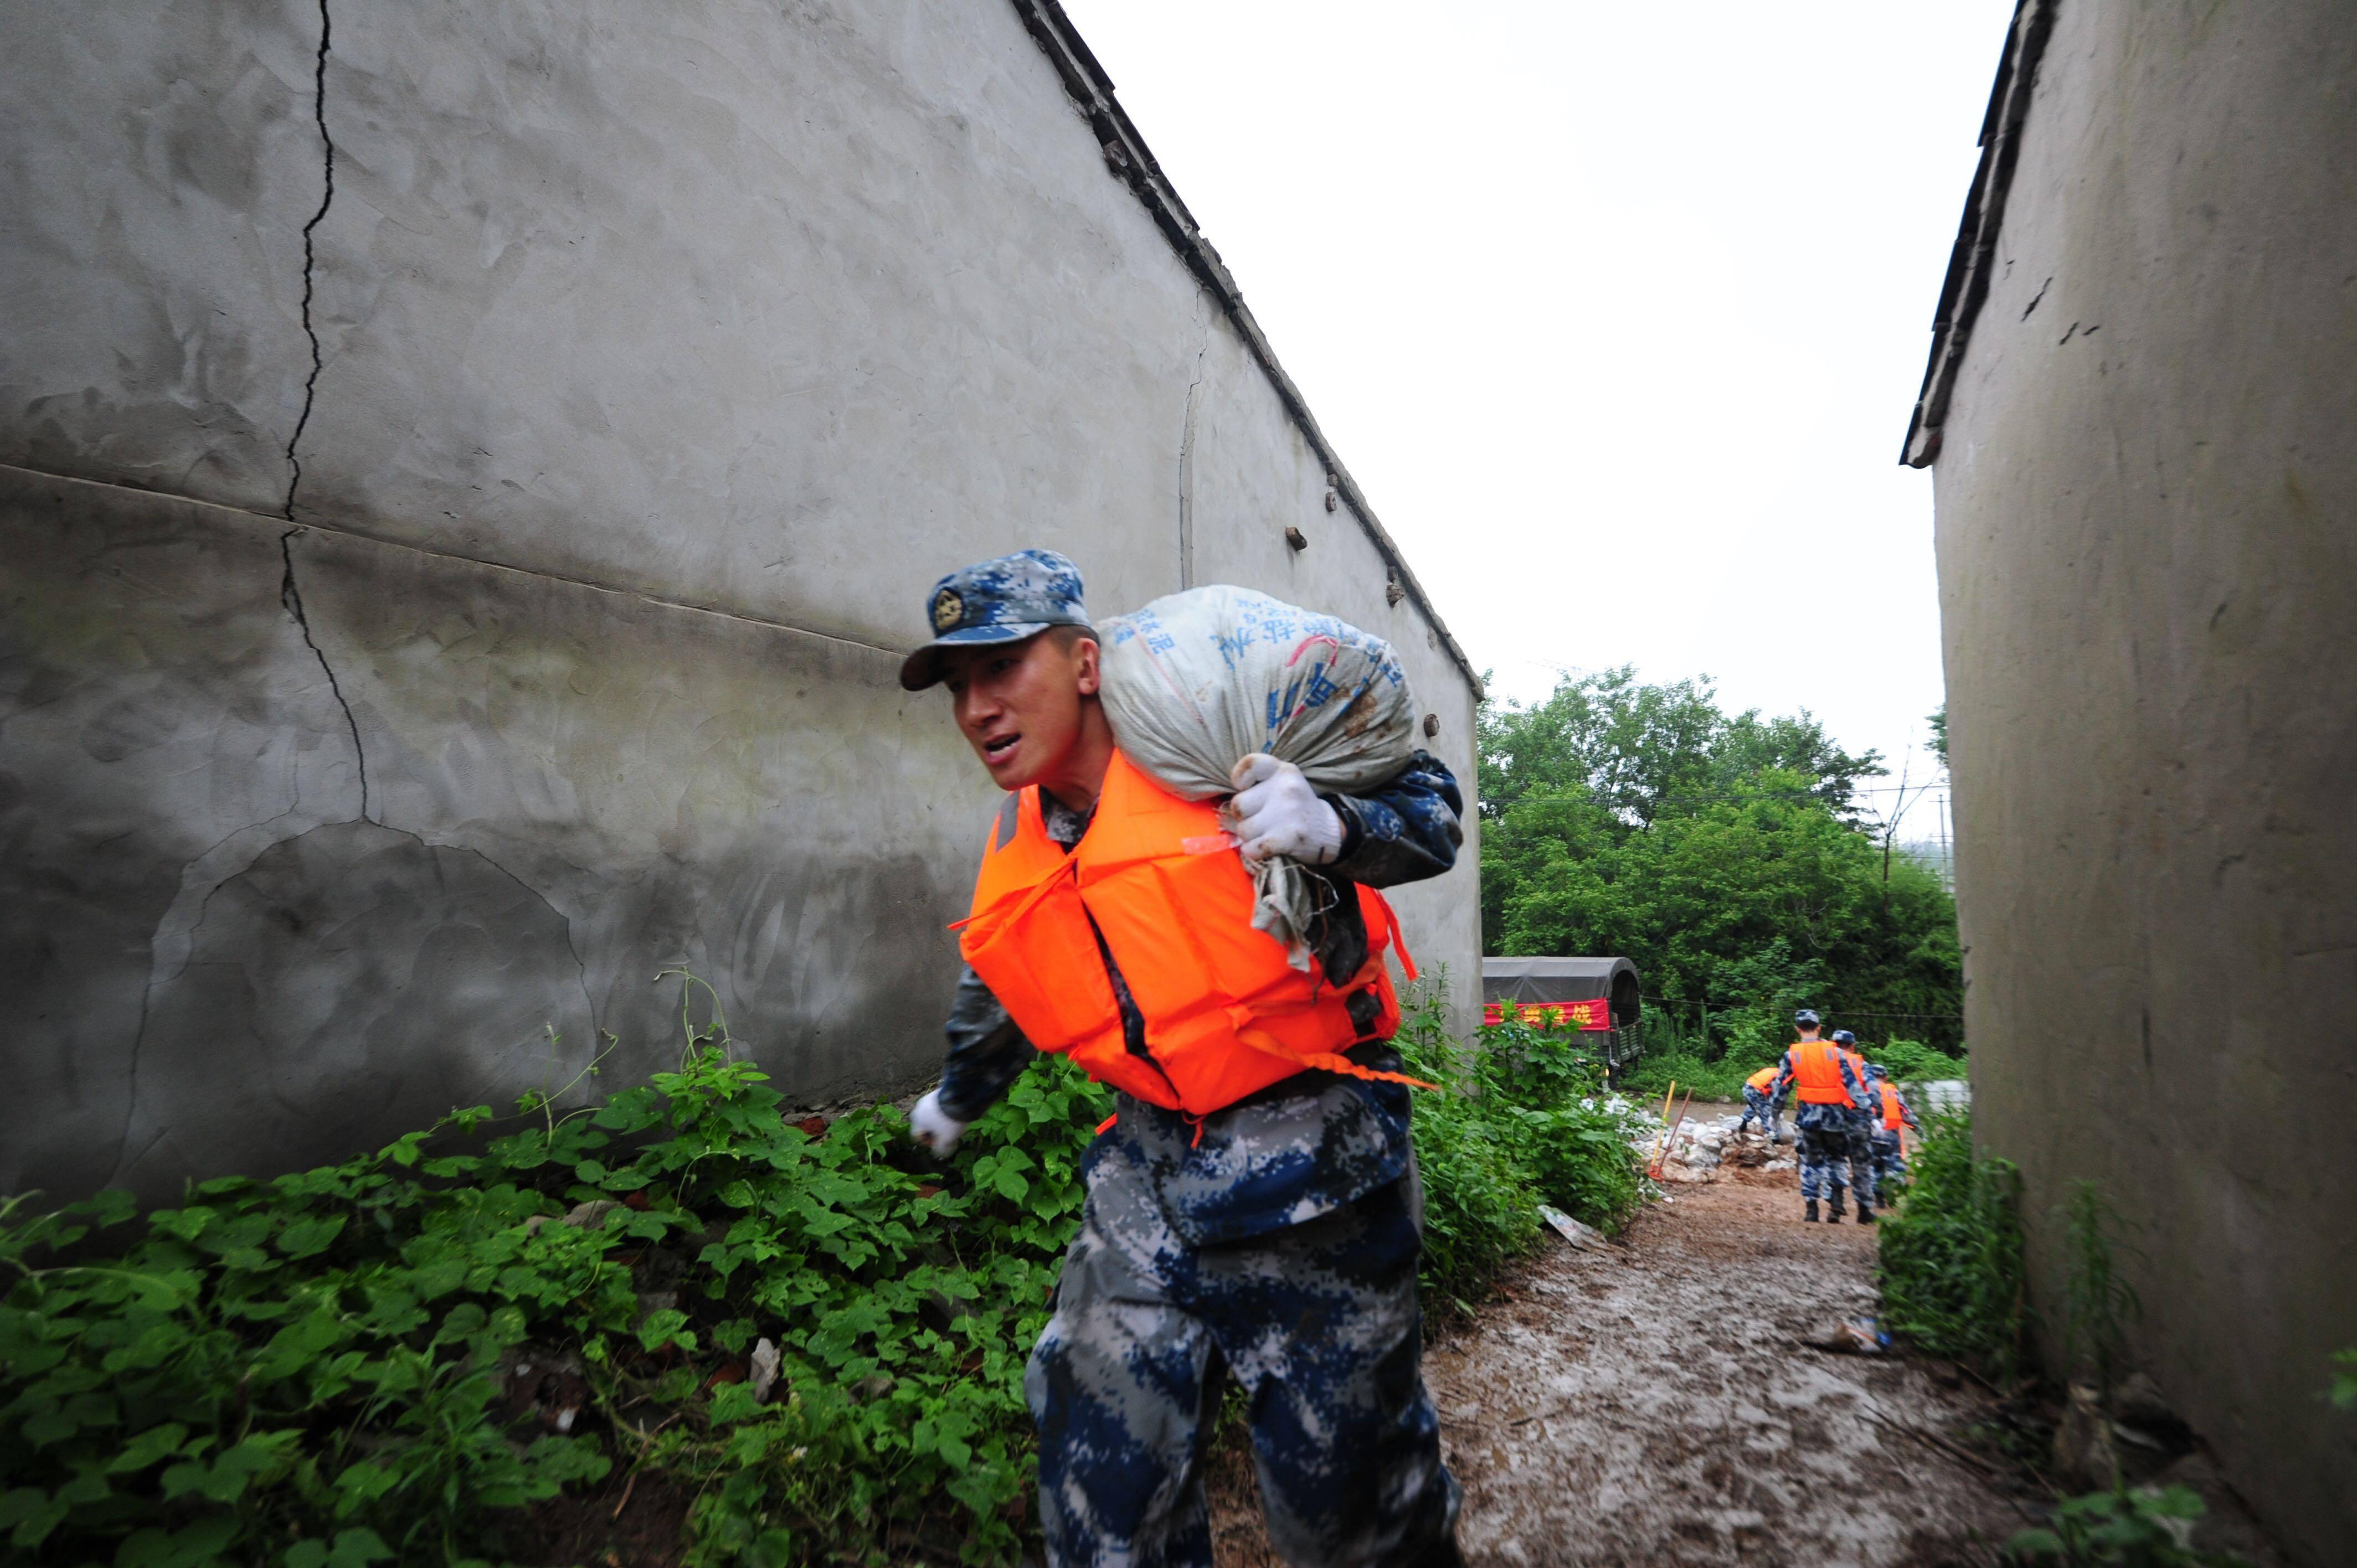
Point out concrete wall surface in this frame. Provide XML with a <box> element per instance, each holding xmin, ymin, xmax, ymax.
<box><xmin>0</xmin><ymin>0</ymin><xmax>1481</xmax><ymax>1203</ymax></box>
<box><xmin>1929</xmin><ymin>3</ymin><xmax>2357</xmax><ymax>1559</ymax></box>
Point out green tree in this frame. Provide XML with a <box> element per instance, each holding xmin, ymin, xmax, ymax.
<box><xmin>1479</xmin><ymin>666</ymin><xmax>1884</xmax><ymax>829</ymax></box>
<box><xmin>1481</xmin><ymin>674</ymin><xmax>1962</xmax><ymax>1054</ymax></box>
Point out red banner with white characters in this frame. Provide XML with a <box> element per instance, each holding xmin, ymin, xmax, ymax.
<box><xmin>1483</xmin><ymin>997</ymin><xmax>1612</xmax><ymax>1030</ymax></box>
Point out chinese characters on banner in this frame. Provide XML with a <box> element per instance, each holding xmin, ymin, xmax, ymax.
<box><xmin>1481</xmin><ymin>997</ymin><xmax>1612</xmax><ymax>1030</ymax></box>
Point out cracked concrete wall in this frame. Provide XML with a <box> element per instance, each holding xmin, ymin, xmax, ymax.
<box><xmin>1928</xmin><ymin>3</ymin><xmax>2357</xmax><ymax>1560</ymax></box>
<box><xmin>1</xmin><ymin>0</ymin><xmax>1480</xmax><ymax>1203</ymax></box>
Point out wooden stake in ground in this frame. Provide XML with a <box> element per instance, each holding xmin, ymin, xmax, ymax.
<box><xmin>1649</xmin><ymin>1088</ymin><xmax>1695</xmax><ymax>1180</ymax></box>
<box><xmin>1646</xmin><ymin>1082</ymin><xmax>1678</xmax><ymax>1170</ymax></box>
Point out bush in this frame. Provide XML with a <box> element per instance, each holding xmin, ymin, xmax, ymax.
<box><xmin>1875</xmin><ymin>1110</ymin><xmax>2029</xmax><ymax>1384</ymax></box>
<box><xmin>1615</xmin><ymin>1051</ymin><xmax>1751</xmax><ymax>1103</ymax></box>
<box><xmin>1</xmin><ymin>1036</ymin><xmax>1108</xmax><ymax>1567</ymax></box>
<box><xmin>2</xmin><ymin>988</ymin><xmax>1649</xmax><ymax>1563</ymax></box>
<box><xmin>2008</xmin><ymin>1483</ymin><xmax>2246</xmax><ymax>1566</ymax></box>
<box><xmin>1393</xmin><ymin>989</ymin><xmax>1650</xmax><ymax>1312</ymax></box>
<box><xmin>1869</xmin><ymin>1036</ymin><xmax>1968</xmax><ymax>1082</ymax></box>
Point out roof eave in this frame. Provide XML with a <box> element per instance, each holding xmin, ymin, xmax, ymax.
<box><xmin>1009</xmin><ymin>0</ymin><xmax>1484</xmax><ymax>697</ymax></box>
<box><xmin>1899</xmin><ymin>0</ymin><xmax>2061</xmax><ymax>470</ymax></box>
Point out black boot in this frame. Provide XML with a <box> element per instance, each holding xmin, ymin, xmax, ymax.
<box><xmin>1804</xmin><ymin>1199</ymin><xmax>1820</xmax><ymax>1223</ymax></box>
<box><xmin>1827</xmin><ymin>1198</ymin><xmax>1845</xmax><ymax>1225</ymax></box>
<box><xmin>1857</xmin><ymin>1198</ymin><xmax>1877</xmax><ymax>1225</ymax></box>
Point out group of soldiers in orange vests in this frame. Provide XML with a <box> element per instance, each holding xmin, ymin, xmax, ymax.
<box><xmin>1735</xmin><ymin>1009</ymin><xmax>1920</xmax><ymax>1223</ymax></box>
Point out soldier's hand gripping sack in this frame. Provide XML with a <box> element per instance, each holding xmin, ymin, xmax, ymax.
<box><xmin>1095</xmin><ymin>586</ymin><xmax>1417</xmax><ymax>969</ymax></box>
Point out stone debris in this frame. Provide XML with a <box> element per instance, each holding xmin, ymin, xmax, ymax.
<box><xmin>1632</xmin><ymin>1110</ymin><xmax>1783</xmax><ymax>1185</ymax></box>
<box><xmin>748</xmin><ymin>1336</ymin><xmax>783</xmax><ymax>1405</ymax></box>
<box><xmin>2054</xmin><ymin>1382</ymin><xmax>2121</xmax><ymax>1490</ymax></box>
<box><xmin>562</xmin><ymin>1198</ymin><xmax>624</xmax><ymax>1231</ymax></box>
<box><xmin>500</xmin><ymin>1345</ymin><xmax>591</xmax><ymax>1434</ymax></box>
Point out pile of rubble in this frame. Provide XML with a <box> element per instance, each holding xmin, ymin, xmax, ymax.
<box><xmin>1639</xmin><ymin>1110</ymin><xmax>1796</xmax><ymax>1183</ymax></box>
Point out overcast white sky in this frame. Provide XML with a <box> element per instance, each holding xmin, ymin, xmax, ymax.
<box><xmin>1058</xmin><ymin>0</ymin><xmax>2017</xmax><ymax>798</ymax></box>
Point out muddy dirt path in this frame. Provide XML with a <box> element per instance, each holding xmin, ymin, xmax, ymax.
<box><xmin>1211</xmin><ymin>1176</ymin><xmax>2038</xmax><ymax>1567</ymax></box>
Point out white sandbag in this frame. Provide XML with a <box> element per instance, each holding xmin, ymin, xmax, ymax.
<box><xmin>1096</xmin><ymin>586</ymin><xmax>1418</xmax><ymax>966</ymax></box>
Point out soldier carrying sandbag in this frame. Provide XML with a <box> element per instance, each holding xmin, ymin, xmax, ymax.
<box><xmin>898</xmin><ymin>550</ymin><xmax>1466</xmax><ymax>1568</ymax></box>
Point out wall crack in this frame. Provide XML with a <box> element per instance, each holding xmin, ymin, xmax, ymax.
<box><xmin>281</xmin><ymin>528</ymin><xmax>371</xmax><ymax>820</ymax></box>
<box><xmin>284</xmin><ymin>0</ymin><xmax>335</xmax><ymax>521</ymax></box>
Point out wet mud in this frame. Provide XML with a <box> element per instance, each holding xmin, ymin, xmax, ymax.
<box><xmin>1210</xmin><ymin>1177</ymin><xmax>2037</xmax><ymax>1567</ymax></box>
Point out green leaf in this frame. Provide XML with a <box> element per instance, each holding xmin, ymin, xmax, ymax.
<box><xmin>160</xmin><ymin>1462</ymin><xmax>210</xmax><ymax>1501</ymax></box>
<box><xmin>635</xmin><ymin>1308</ymin><xmax>696</xmax><ymax>1353</ymax></box>
<box><xmin>334</xmin><ymin>1530</ymin><xmax>391</xmax><ymax>1567</ymax></box>
<box><xmin>275</xmin><ymin>1214</ymin><xmax>347</xmax><ymax>1259</ymax></box>
<box><xmin>107</xmin><ymin>1422</ymin><xmax>193</xmax><ymax>1473</ymax></box>
<box><xmin>115</xmin><ymin>1514</ymin><xmax>238</xmax><ymax>1568</ymax></box>
<box><xmin>333</xmin><ymin>1460</ymin><xmax>399</xmax><ymax>1510</ymax></box>
<box><xmin>19</xmin><ymin>1409</ymin><xmax>77</xmax><ymax>1447</ymax></box>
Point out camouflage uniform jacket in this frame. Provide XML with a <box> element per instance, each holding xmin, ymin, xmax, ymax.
<box><xmin>935</xmin><ymin>750</ymin><xmax>1464</xmax><ymax>1245</ymax></box>
<box><xmin>1767</xmin><ymin>1041</ymin><xmax>1875</xmax><ymax>1130</ymax></box>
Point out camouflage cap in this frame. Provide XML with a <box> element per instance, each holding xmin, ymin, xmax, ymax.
<box><xmin>899</xmin><ymin>549</ymin><xmax>1092</xmax><ymax>691</ymax></box>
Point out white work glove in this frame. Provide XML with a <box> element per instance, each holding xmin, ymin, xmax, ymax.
<box><xmin>1226</xmin><ymin>754</ymin><xmax>1346</xmax><ymax>867</ymax></box>
<box><xmin>909</xmin><ymin>1089</ymin><xmax>969</xmax><ymax>1157</ymax></box>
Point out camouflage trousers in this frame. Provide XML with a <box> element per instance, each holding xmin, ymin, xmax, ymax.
<box><xmin>1026</xmin><ymin>1136</ymin><xmax>1461</xmax><ymax>1568</ymax></box>
<box><xmin>1797</xmin><ymin>1123</ymin><xmax>1852</xmax><ymax>1202</ymax></box>
<box><xmin>1844</xmin><ymin>1117</ymin><xmax>1879</xmax><ymax>1209</ymax></box>
<box><xmin>1871</xmin><ymin>1129</ymin><xmax>1906</xmax><ymax>1190</ymax></box>
<box><xmin>1738</xmin><ymin>1086</ymin><xmax>1773</xmax><ymax>1133</ymax></box>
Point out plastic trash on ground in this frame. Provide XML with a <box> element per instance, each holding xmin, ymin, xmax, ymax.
<box><xmin>1537</xmin><ymin>1204</ymin><xmax>1603</xmax><ymax>1250</ymax></box>
<box><xmin>1810</xmin><ymin>1317</ymin><xmax>1892</xmax><ymax>1355</ymax></box>
<box><xmin>1096</xmin><ymin>586</ymin><xmax>1417</xmax><ymax>966</ymax></box>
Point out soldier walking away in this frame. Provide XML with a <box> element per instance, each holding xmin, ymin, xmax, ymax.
<box><xmin>1737</xmin><ymin>1062</ymin><xmax>1778</xmax><ymax>1139</ymax></box>
<box><xmin>1768</xmin><ymin>1010</ymin><xmax>1875</xmax><ymax>1224</ymax></box>
<box><xmin>1830</xmin><ymin>1030</ymin><xmax>1880</xmax><ymax>1225</ymax></box>
<box><xmin>897</xmin><ymin>552</ymin><xmax>1465</xmax><ymax>1568</ymax></box>
<box><xmin>1865</xmin><ymin>1061</ymin><xmax>1919</xmax><ymax>1194</ymax></box>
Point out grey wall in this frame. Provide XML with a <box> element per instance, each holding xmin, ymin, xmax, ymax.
<box><xmin>1927</xmin><ymin>3</ymin><xmax>2357</xmax><ymax>1559</ymax></box>
<box><xmin>0</xmin><ymin>0</ymin><xmax>1481</xmax><ymax>1204</ymax></box>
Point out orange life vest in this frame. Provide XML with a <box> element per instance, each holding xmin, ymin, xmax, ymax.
<box><xmin>1876</xmin><ymin>1080</ymin><xmax>1905</xmax><ymax>1131</ymax></box>
<box><xmin>1787</xmin><ymin>1038</ymin><xmax>1854</xmax><ymax>1105</ymax></box>
<box><xmin>958</xmin><ymin>749</ymin><xmax>1422</xmax><ymax>1116</ymax></box>
<box><xmin>1746</xmin><ymin>1065</ymin><xmax>1778</xmax><ymax>1094</ymax></box>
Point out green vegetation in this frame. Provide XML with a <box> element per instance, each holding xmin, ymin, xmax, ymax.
<box><xmin>2058</xmin><ymin>1180</ymin><xmax>2142</xmax><ymax>1397</ymax></box>
<box><xmin>3</xmin><ymin>987</ymin><xmax>1644</xmax><ymax>1565</ymax></box>
<box><xmin>1874</xmin><ymin>1111</ymin><xmax>2030</xmax><ymax>1385</ymax></box>
<box><xmin>1869</xmin><ymin>1038</ymin><xmax>1968</xmax><ymax>1082</ymax></box>
<box><xmin>1615</xmin><ymin>1023</ymin><xmax>1964</xmax><ymax>1105</ymax></box>
<box><xmin>1</xmin><ymin>1025</ymin><xmax>1104</xmax><ymax>1567</ymax></box>
<box><xmin>1393</xmin><ymin>989</ymin><xmax>1651</xmax><ymax>1312</ymax></box>
<box><xmin>1480</xmin><ymin>667</ymin><xmax>1963</xmax><ymax>1058</ymax></box>
<box><xmin>2008</xmin><ymin>1484</ymin><xmax>2245</xmax><ymax>1567</ymax></box>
